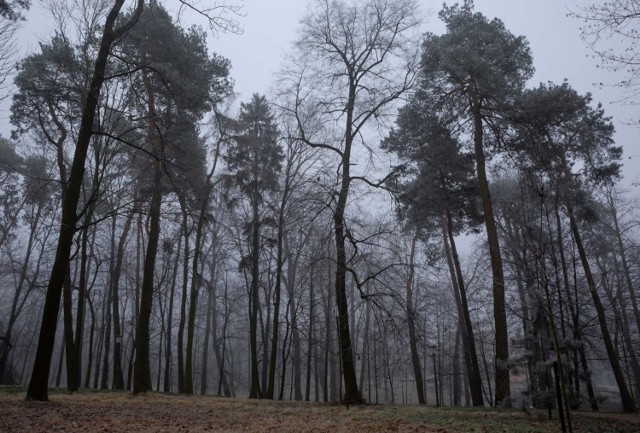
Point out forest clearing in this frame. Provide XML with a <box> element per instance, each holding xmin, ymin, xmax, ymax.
<box><xmin>1</xmin><ymin>389</ymin><xmax>639</xmax><ymax>433</ymax></box>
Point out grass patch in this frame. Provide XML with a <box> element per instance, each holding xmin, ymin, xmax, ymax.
<box><xmin>0</xmin><ymin>385</ymin><xmax>26</xmax><ymax>395</ymax></box>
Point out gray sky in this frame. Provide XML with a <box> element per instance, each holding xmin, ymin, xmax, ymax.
<box><xmin>2</xmin><ymin>0</ymin><xmax>638</xmax><ymax>186</ymax></box>
<box><xmin>211</xmin><ymin>0</ymin><xmax>639</xmax><ymax>187</ymax></box>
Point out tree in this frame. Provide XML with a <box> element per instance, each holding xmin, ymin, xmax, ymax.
<box><xmin>26</xmin><ymin>0</ymin><xmax>145</xmax><ymax>402</ymax></box>
<box><xmin>11</xmin><ymin>33</ymin><xmax>84</xmax><ymax>190</ymax></box>
<box><xmin>571</xmin><ymin>0</ymin><xmax>640</xmax><ymax>104</ymax></box>
<box><xmin>0</xmin><ymin>148</ymin><xmax>52</xmax><ymax>383</ymax></box>
<box><xmin>224</xmin><ymin>94</ymin><xmax>283</xmax><ymax>398</ymax></box>
<box><xmin>0</xmin><ymin>17</ymin><xmax>18</xmax><ymax>101</ymax></box>
<box><xmin>383</xmin><ymin>105</ymin><xmax>485</xmax><ymax>406</ymax></box>
<box><xmin>114</xmin><ymin>1</ymin><xmax>231</xmax><ymax>395</ymax></box>
<box><xmin>11</xmin><ymin>33</ymin><xmax>88</xmax><ymax>392</ymax></box>
<box><xmin>419</xmin><ymin>0</ymin><xmax>534</xmax><ymax>404</ymax></box>
<box><xmin>283</xmin><ymin>0</ymin><xmax>421</xmax><ymax>403</ymax></box>
<box><xmin>0</xmin><ymin>0</ymin><xmax>29</xmax><ymax>21</ymax></box>
<box><xmin>509</xmin><ymin>80</ymin><xmax>633</xmax><ymax>412</ymax></box>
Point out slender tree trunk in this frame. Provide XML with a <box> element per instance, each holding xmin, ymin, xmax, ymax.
<box><xmin>266</xmin><ymin>191</ymin><xmax>288</xmax><ymax>399</ymax></box>
<box><xmin>555</xmin><ymin>205</ymin><xmax>597</xmax><ymax>410</ymax></box>
<box><xmin>260</xmin><ymin>290</ymin><xmax>270</xmax><ymax>395</ymax></box>
<box><xmin>0</xmin><ymin>203</ymin><xmax>41</xmax><ymax>382</ymax></box>
<box><xmin>214</xmin><ymin>277</ymin><xmax>232</xmax><ymax>397</ymax></box>
<box><xmin>112</xmin><ymin>208</ymin><xmax>135</xmax><ymax>390</ymax></box>
<box><xmin>177</xmin><ymin>198</ymin><xmax>190</xmax><ymax>394</ymax></box>
<box><xmin>537</xmin><ymin>246</ymin><xmax>573</xmax><ymax>432</ymax></box>
<box><xmin>55</xmin><ymin>338</ymin><xmax>64</xmax><ymax>388</ymax></box>
<box><xmin>201</xmin><ymin>284</ymin><xmax>213</xmax><ymax>395</ymax></box>
<box><xmin>285</xmin><ymin>237</ymin><xmax>303</xmax><ymax>401</ymax></box>
<box><xmin>406</xmin><ymin>235</ymin><xmax>425</xmax><ymax>404</ymax></box>
<box><xmin>327</xmin><ymin>81</ymin><xmax>363</xmax><ymax>404</ymax></box>
<box><xmin>249</xmin><ymin>195</ymin><xmax>262</xmax><ymax>398</ymax></box>
<box><xmin>99</xmin><ymin>275</ymin><xmax>112</xmax><ymax>390</ymax></box>
<box><xmin>453</xmin><ymin>324</ymin><xmax>462</xmax><ymax>406</ymax></box>
<box><xmin>566</xmin><ymin>203</ymin><xmax>635</xmax><ymax>412</ymax></box>
<box><xmin>305</xmin><ymin>275</ymin><xmax>315</xmax><ymax>402</ymax></box>
<box><xmin>164</xmin><ymin>232</ymin><xmax>181</xmax><ymax>393</ymax></box>
<box><xmin>74</xmin><ymin>215</ymin><xmax>94</xmax><ymax>388</ymax></box>
<box><xmin>279</xmin><ymin>302</ymin><xmax>292</xmax><ymax>400</ymax></box>
<box><xmin>443</xmin><ymin>208</ymin><xmax>484</xmax><ymax>406</ymax></box>
<box><xmin>84</xmin><ymin>297</ymin><xmax>95</xmax><ymax>388</ymax></box>
<box><xmin>323</xmin><ymin>278</ymin><xmax>331</xmax><ymax>403</ymax></box>
<box><xmin>358</xmin><ymin>300</ymin><xmax>370</xmax><ymax>394</ymax></box>
<box><xmin>185</xmin><ymin>199</ymin><xmax>208</xmax><ymax>394</ymax></box>
<box><xmin>63</xmin><ymin>270</ymin><xmax>78</xmax><ymax>391</ymax></box>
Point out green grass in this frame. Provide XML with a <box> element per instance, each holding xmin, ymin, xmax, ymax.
<box><xmin>0</xmin><ymin>385</ymin><xmax>25</xmax><ymax>394</ymax></box>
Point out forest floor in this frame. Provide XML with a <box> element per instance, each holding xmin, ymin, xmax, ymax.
<box><xmin>0</xmin><ymin>387</ymin><xmax>639</xmax><ymax>432</ymax></box>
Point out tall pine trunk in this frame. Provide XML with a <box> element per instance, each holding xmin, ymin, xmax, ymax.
<box><xmin>471</xmin><ymin>94</ymin><xmax>509</xmax><ymax>405</ymax></box>
<box><xmin>132</xmin><ymin>68</ymin><xmax>163</xmax><ymax>395</ymax></box>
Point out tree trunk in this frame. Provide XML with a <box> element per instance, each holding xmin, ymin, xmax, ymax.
<box><xmin>305</xmin><ymin>274</ymin><xmax>315</xmax><ymax>401</ymax></box>
<box><xmin>453</xmin><ymin>324</ymin><xmax>462</xmax><ymax>406</ymax></box>
<box><xmin>323</xmin><ymin>277</ymin><xmax>331</xmax><ymax>403</ymax></box>
<box><xmin>84</xmin><ymin>296</ymin><xmax>95</xmax><ymax>388</ymax></box>
<box><xmin>566</xmin><ymin>203</ymin><xmax>635</xmax><ymax>412</ymax></box>
<box><xmin>279</xmin><ymin>300</ymin><xmax>292</xmax><ymax>401</ymax></box>
<box><xmin>74</xmin><ymin>215</ymin><xmax>94</xmax><ymax>388</ymax></box>
<box><xmin>358</xmin><ymin>300</ymin><xmax>370</xmax><ymax>394</ymax></box>
<box><xmin>442</xmin><ymin>208</ymin><xmax>485</xmax><ymax>406</ymax></box>
<box><xmin>177</xmin><ymin>197</ymin><xmax>190</xmax><ymax>394</ymax></box>
<box><xmin>0</xmin><ymin>203</ymin><xmax>41</xmax><ymax>383</ymax></box>
<box><xmin>284</xmin><ymin>235</ymin><xmax>303</xmax><ymax>401</ymax></box>
<box><xmin>249</xmin><ymin>195</ymin><xmax>262</xmax><ymax>398</ymax></box>
<box><xmin>201</xmin><ymin>283</ymin><xmax>213</xmax><ymax>395</ymax></box>
<box><xmin>164</xmin><ymin>231</ymin><xmax>181</xmax><ymax>393</ymax></box>
<box><xmin>55</xmin><ymin>338</ymin><xmax>64</xmax><ymax>388</ymax></box>
<box><xmin>26</xmin><ymin>0</ymin><xmax>144</xmax><ymax>402</ymax></box>
<box><xmin>63</xmin><ymin>270</ymin><xmax>78</xmax><ymax>392</ymax></box>
<box><xmin>214</xmin><ymin>276</ymin><xmax>232</xmax><ymax>397</ymax></box>
<box><xmin>185</xmin><ymin>196</ymin><xmax>208</xmax><ymax>394</ymax></box>
<box><xmin>112</xmin><ymin>208</ymin><xmax>135</xmax><ymax>390</ymax></box>
<box><xmin>470</xmin><ymin>93</ymin><xmax>509</xmax><ymax>405</ymax></box>
<box><xmin>554</xmin><ymin>204</ymin><xmax>597</xmax><ymax>411</ymax></box>
<box><xmin>132</xmin><ymin>68</ymin><xmax>163</xmax><ymax>395</ymax></box>
<box><xmin>266</xmin><ymin>186</ymin><xmax>288</xmax><ymax>399</ymax></box>
<box><xmin>99</xmin><ymin>273</ymin><xmax>112</xmax><ymax>390</ymax></box>
<box><xmin>406</xmin><ymin>235</ymin><xmax>426</xmax><ymax>405</ymax></box>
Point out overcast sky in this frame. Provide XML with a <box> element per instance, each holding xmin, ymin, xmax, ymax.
<box><xmin>2</xmin><ymin>0</ymin><xmax>639</xmax><ymax>186</ymax></box>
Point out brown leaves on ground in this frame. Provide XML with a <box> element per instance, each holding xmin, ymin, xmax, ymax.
<box><xmin>0</xmin><ymin>390</ymin><xmax>638</xmax><ymax>433</ymax></box>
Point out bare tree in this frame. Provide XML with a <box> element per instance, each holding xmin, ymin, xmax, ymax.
<box><xmin>571</xmin><ymin>0</ymin><xmax>640</xmax><ymax>104</ymax></box>
<box><xmin>281</xmin><ymin>0</ymin><xmax>421</xmax><ymax>403</ymax></box>
<box><xmin>0</xmin><ymin>17</ymin><xmax>18</xmax><ymax>102</ymax></box>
